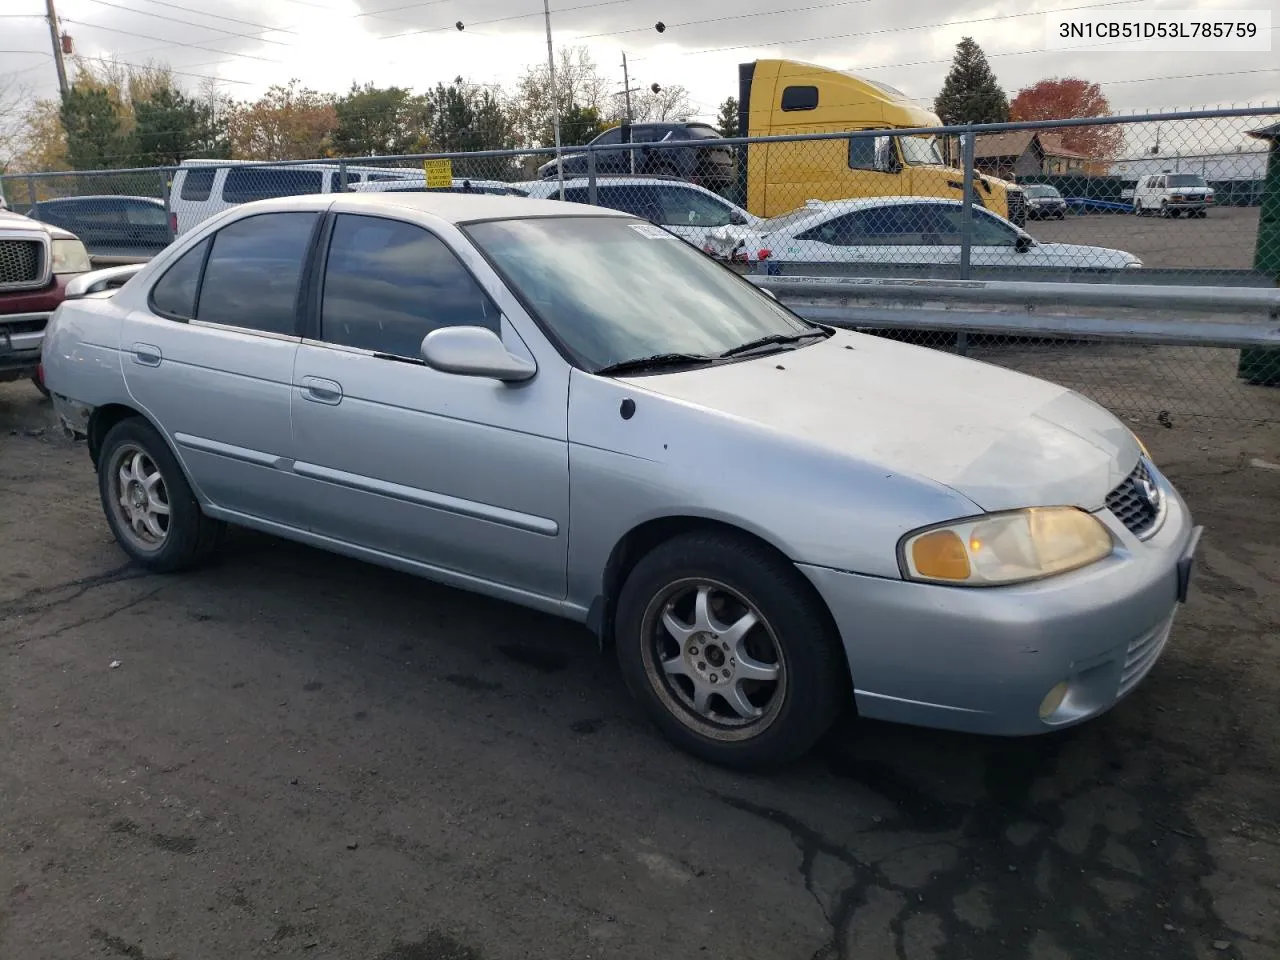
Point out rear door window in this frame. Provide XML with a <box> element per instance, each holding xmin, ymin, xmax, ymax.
<box><xmin>196</xmin><ymin>212</ymin><xmax>318</xmax><ymax>334</ymax></box>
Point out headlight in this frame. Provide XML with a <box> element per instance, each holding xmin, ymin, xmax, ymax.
<box><xmin>51</xmin><ymin>238</ymin><xmax>91</xmax><ymax>275</ymax></box>
<box><xmin>900</xmin><ymin>507</ymin><xmax>1113</xmax><ymax>586</ymax></box>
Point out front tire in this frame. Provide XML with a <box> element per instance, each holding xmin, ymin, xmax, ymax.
<box><xmin>97</xmin><ymin>418</ymin><xmax>225</xmax><ymax>572</ymax></box>
<box><xmin>614</xmin><ymin>531</ymin><xmax>847</xmax><ymax>769</ymax></box>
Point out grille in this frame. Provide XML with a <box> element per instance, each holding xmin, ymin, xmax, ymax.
<box><xmin>0</xmin><ymin>239</ymin><xmax>43</xmax><ymax>288</ymax></box>
<box><xmin>1118</xmin><ymin>614</ymin><xmax>1175</xmax><ymax>697</ymax></box>
<box><xmin>1006</xmin><ymin>189</ymin><xmax>1027</xmax><ymax>227</ymax></box>
<box><xmin>1106</xmin><ymin>459</ymin><xmax>1163</xmax><ymax>538</ymax></box>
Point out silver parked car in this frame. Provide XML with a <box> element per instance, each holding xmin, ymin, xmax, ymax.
<box><xmin>42</xmin><ymin>192</ymin><xmax>1200</xmax><ymax>768</ymax></box>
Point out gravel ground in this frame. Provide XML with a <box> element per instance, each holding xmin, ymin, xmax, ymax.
<box><xmin>2</xmin><ymin>379</ymin><xmax>1278</xmax><ymax>960</ymax></box>
<box><xmin>1026</xmin><ymin>206</ymin><xmax>1261</xmax><ymax>272</ymax></box>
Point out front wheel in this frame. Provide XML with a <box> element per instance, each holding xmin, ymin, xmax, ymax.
<box><xmin>615</xmin><ymin>531</ymin><xmax>847</xmax><ymax>768</ymax></box>
<box><xmin>98</xmin><ymin>418</ymin><xmax>225</xmax><ymax>572</ymax></box>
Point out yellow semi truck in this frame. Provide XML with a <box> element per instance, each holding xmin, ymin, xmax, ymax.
<box><xmin>737</xmin><ymin>59</ymin><xmax>1025</xmax><ymax>224</ymax></box>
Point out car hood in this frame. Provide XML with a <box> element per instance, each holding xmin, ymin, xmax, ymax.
<box><xmin>622</xmin><ymin>330</ymin><xmax>1139</xmax><ymax>512</ymax></box>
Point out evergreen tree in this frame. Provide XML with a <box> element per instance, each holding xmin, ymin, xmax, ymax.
<box><xmin>934</xmin><ymin>37</ymin><xmax>1009</xmax><ymax>126</ymax></box>
<box><xmin>716</xmin><ymin>97</ymin><xmax>739</xmax><ymax>138</ymax></box>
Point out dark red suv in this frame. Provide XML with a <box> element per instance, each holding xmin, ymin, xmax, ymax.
<box><xmin>1</xmin><ymin>209</ymin><xmax>92</xmax><ymax>395</ymax></box>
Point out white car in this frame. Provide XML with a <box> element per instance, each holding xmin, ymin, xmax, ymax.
<box><xmin>704</xmin><ymin>197</ymin><xmax>1142</xmax><ymax>270</ymax></box>
<box><xmin>1132</xmin><ymin>173</ymin><xmax>1214</xmax><ymax>218</ymax></box>
<box><xmin>516</xmin><ymin>177</ymin><xmax>759</xmax><ymax>247</ymax></box>
<box><xmin>346</xmin><ymin>177</ymin><xmax>525</xmax><ymax>196</ymax></box>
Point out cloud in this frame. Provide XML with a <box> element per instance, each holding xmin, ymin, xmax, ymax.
<box><xmin>3</xmin><ymin>0</ymin><xmax>1276</xmax><ymax>123</ymax></box>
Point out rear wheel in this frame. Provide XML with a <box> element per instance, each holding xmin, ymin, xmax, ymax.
<box><xmin>1160</xmin><ymin>201</ymin><xmax>1171</xmax><ymax>218</ymax></box>
<box><xmin>615</xmin><ymin>531</ymin><xmax>847</xmax><ymax>769</ymax></box>
<box><xmin>98</xmin><ymin>418</ymin><xmax>225</xmax><ymax>572</ymax></box>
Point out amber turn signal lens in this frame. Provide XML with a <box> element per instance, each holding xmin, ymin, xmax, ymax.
<box><xmin>910</xmin><ymin>529</ymin><xmax>971</xmax><ymax>581</ymax></box>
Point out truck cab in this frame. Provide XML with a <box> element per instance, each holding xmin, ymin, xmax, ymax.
<box><xmin>738</xmin><ymin>59</ymin><xmax>1024</xmax><ymax>224</ymax></box>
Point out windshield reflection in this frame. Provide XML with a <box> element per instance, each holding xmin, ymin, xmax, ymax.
<box><xmin>464</xmin><ymin>217</ymin><xmax>815</xmax><ymax>372</ymax></box>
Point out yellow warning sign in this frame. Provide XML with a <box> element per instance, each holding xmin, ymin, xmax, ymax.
<box><xmin>423</xmin><ymin>158</ymin><xmax>453</xmax><ymax>188</ymax></box>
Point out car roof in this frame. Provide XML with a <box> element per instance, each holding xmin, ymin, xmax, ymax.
<box><xmin>34</xmin><ymin>195</ymin><xmax>162</xmax><ymax>204</ymax></box>
<box><xmin>331</xmin><ymin>191</ymin><xmax>628</xmax><ymax>222</ymax></box>
<box><xmin>521</xmin><ymin>176</ymin><xmax>710</xmax><ymax>190</ymax></box>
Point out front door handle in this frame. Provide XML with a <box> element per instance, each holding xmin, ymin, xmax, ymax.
<box><xmin>299</xmin><ymin>376</ymin><xmax>343</xmax><ymax>405</ymax></box>
<box><xmin>132</xmin><ymin>342</ymin><xmax>162</xmax><ymax>366</ymax></box>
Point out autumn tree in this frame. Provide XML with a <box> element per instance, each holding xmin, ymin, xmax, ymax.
<box><xmin>227</xmin><ymin>80</ymin><xmax>336</xmax><ymax>160</ymax></box>
<box><xmin>633</xmin><ymin>84</ymin><xmax>693</xmax><ymax>123</ymax></box>
<box><xmin>716</xmin><ymin>97</ymin><xmax>739</xmax><ymax>138</ymax></box>
<box><xmin>1010</xmin><ymin>77</ymin><xmax>1123</xmax><ymax>160</ymax></box>
<box><xmin>511</xmin><ymin>46</ymin><xmax>615</xmax><ymax>147</ymax></box>
<box><xmin>934</xmin><ymin>37</ymin><xmax>1008</xmax><ymax>125</ymax></box>
<box><xmin>332</xmin><ymin>83</ymin><xmax>431</xmax><ymax>157</ymax></box>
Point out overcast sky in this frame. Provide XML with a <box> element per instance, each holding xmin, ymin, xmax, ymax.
<box><xmin>3</xmin><ymin>0</ymin><xmax>1277</xmax><ymax>123</ymax></box>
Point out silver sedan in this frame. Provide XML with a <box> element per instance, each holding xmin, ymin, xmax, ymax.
<box><xmin>42</xmin><ymin>192</ymin><xmax>1200</xmax><ymax>768</ymax></box>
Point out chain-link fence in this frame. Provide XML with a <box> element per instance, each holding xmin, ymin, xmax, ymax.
<box><xmin>3</xmin><ymin>107</ymin><xmax>1278</xmax><ymax>421</ymax></box>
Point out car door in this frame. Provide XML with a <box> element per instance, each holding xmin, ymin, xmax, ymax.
<box><xmin>289</xmin><ymin>212</ymin><xmax>570</xmax><ymax>600</ymax></box>
<box><xmin>121</xmin><ymin>210</ymin><xmax>318</xmax><ymax>528</ymax></box>
<box><xmin>121</xmin><ymin>199</ymin><xmax>171</xmax><ymax>252</ymax></box>
<box><xmin>792</xmin><ymin>205</ymin><xmax>943</xmax><ymax>266</ymax></box>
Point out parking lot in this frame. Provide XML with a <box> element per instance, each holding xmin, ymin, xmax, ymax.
<box><xmin>1027</xmin><ymin>207</ymin><xmax>1262</xmax><ymax>272</ymax></box>
<box><xmin>2</xmin><ymin>378</ymin><xmax>1279</xmax><ymax>960</ymax></box>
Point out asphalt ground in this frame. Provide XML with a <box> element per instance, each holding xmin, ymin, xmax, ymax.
<box><xmin>1026</xmin><ymin>206</ymin><xmax>1261</xmax><ymax>272</ymax></box>
<box><xmin>2</xmin><ymin>380</ymin><xmax>1278</xmax><ymax>960</ymax></box>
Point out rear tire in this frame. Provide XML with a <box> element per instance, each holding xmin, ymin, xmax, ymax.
<box><xmin>97</xmin><ymin>418</ymin><xmax>225</xmax><ymax>572</ymax></box>
<box><xmin>614</xmin><ymin>530</ymin><xmax>847</xmax><ymax>769</ymax></box>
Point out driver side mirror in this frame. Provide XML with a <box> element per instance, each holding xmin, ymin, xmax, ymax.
<box><xmin>1014</xmin><ymin>234</ymin><xmax>1033</xmax><ymax>253</ymax></box>
<box><xmin>420</xmin><ymin>326</ymin><xmax>536</xmax><ymax>383</ymax></box>
<box><xmin>729</xmin><ymin>209</ymin><xmax>749</xmax><ymax>226</ymax></box>
<box><xmin>873</xmin><ymin>136</ymin><xmax>899</xmax><ymax>174</ymax></box>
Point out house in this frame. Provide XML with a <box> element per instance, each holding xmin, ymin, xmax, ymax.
<box><xmin>973</xmin><ymin>131</ymin><xmax>1092</xmax><ymax>179</ymax></box>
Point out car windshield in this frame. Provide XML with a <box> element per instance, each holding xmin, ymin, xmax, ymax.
<box><xmin>1024</xmin><ymin>185</ymin><xmax>1062</xmax><ymax>198</ymax></box>
<box><xmin>463</xmin><ymin>216</ymin><xmax>816</xmax><ymax>372</ymax></box>
<box><xmin>899</xmin><ymin>135</ymin><xmax>944</xmax><ymax>166</ymax></box>
<box><xmin>1166</xmin><ymin>174</ymin><xmax>1206</xmax><ymax>187</ymax></box>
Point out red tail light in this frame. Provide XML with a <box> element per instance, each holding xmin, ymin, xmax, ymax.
<box><xmin>756</xmin><ymin>249</ymin><xmax>771</xmax><ymax>260</ymax></box>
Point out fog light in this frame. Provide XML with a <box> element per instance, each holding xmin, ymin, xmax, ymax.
<box><xmin>1039</xmin><ymin>681</ymin><xmax>1069</xmax><ymax>720</ymax></box>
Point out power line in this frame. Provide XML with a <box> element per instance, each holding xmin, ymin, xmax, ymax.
<box><xmin>628</xmin><ymin>0</ymin><xmax>1146</xmax><ymax>62</ymax></box>
<box><xmin>578</xmin><ymin>0</ymin><xmax>874</xmax><ymax>40</ymax></box>
<box><xmin>59</xmin><ymin>17</ymin><xmax>284</xmax><ymax>63</ymax></box>
<box><xmin>119</xmin><ymin>0</ymin><xmax>300</xmax><ymax>34</ymax></box>
<box><xmin>78</xmin><ymin>0</ymin><xmax>293</xmax><ymax>46</ymax></box>
<box><xmin>382</xmin><ymin>0</ymin><xmax>634</xmax><ymax>42</ymax></box>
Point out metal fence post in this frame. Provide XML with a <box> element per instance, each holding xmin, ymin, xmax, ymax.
<box><xmin>959</xmin><ymin>129</ymin><xmax>975</xmax><ymax>280</ymax></box>
<box><xmin>160</xmin><ymin>169</ymin><xmax>175</xmax><ymax>243</ymax></box>
<box><xmin>337</xmin><ymin>160</ymin><xmax>348</xmax><ymax>193</ymax></box>
<box><xmin>587</xmin><ymin>148</ymin><xmax>598</xmax><ymax>206</ymax></box>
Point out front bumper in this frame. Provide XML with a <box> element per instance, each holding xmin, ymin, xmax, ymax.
<box><xmin>0</xmin><ymin>275</ymin><xmax>76</xmax><ymax>381</ymax></box>
<box><xmin>799</xmin><ymin>468</ymin><xmax>1198</xmax><ymax>736</ymax></box>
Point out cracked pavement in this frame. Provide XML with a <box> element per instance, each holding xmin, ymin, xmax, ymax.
<box><xmin>2</xmin><ymin>382</ymin><xmax>1278</xmax><ymax>960</ymax></box>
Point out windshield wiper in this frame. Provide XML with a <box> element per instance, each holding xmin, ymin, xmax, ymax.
<box><xmin>717</xmin><ymin>329</ymin><xmax>829</xmax><ymax>359</ymax></box>
<box><xmin>594</xmin><ymin>352</ymin><xmax>717</xmax><ymax>376</ymax></box>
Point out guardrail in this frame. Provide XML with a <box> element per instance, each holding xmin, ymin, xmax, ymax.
<box><xmin>752</xmin><ymin>275</ymin><xmax>1280</xmax><ymax>421</ymax></box>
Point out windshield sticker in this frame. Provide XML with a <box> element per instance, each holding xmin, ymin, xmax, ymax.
<box><xmin>629</xmin><ymin>223</ymin><xmax>676</xmax><ymax>239</ymax></box>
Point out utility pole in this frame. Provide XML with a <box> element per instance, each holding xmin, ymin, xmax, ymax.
<box><xmin>621</xmin><ymin>52</ymin><xmax>633</xmax><ymax>121</ymax></box>
<box><xmin>542</xmin><ymin>0</ymin><xmax>565</xmax><ymax>201</ymax></box>
<box><xmin>45</xmin><ymin>0</ymin><xmax>70</xmax><ymax>98</ymax></box>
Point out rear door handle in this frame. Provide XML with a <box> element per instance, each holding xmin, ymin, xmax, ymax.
<box><xmin>299</xmin><ymin>376</ymin><xmax>343</xmax><ymax>405</ymax></box>
<box><xmin>132</xmin><ymin>342</ymin><xmax>162</xmax><ymax>366</ymax></box>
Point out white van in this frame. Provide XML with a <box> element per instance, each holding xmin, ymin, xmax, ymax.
<box><xmin>168</xmin><ymin>160</ymin><xmax>422</xmax><ymax>235</ymax></box>
<box><xmin>1132</xmin><ymin>173</ymin><xmax>1215</xmax><ymax>218</ymax></box>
